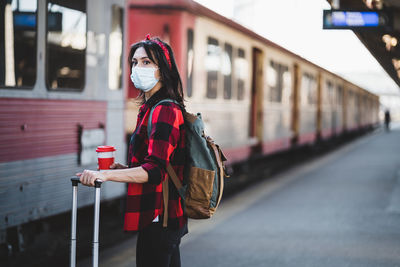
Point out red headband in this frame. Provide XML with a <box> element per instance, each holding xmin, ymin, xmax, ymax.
<box><xmin>145</xmin><ymin>34</ymin><xmax>172</xmax><ymax>68</ymax></box>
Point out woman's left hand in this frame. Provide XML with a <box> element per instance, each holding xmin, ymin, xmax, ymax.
<box><xmin>75</xmin><ymin>170</ymin><xmax>107</xmax><ymax>187</ymax></box>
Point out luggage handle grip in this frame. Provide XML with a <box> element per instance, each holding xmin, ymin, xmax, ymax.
<box><xmin>71</xmin><ymin>176</ymin><xmax>103</xmax><ymax>188</ymax></box>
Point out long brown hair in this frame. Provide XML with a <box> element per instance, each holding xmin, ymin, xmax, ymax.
<box><xmin>128</xmin><ymin>36</ymin><xmax>185</xmax><ymax>109</ymax></box>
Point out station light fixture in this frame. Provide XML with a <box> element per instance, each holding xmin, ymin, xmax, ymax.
<box><xmin>382</xmin><ymin>34</ymin><xmax>397</xmax><ymax>51</ymax></box>
<box><xmin>391</xmin><ymin>37</ymin><xmax>398</xmax><ymax>47</ymax></box>
<box><xmin>363</xmin><ymin>0</ymin><xmax>383</xmax><ymax>10</ymax></box>
<box><xmin>392</xmin><ymin>58</ymin><xmax>400</xmax><ymax>69</ymax></box>
<box><xmin>331</xmin><ymin>0</ymin><xmax>340</xmax><ymax>9</ymax></box>
<box><xmin>391</xmin><ymin>58</ymin><xmax>400</xmax><ymax>78</ymax></box>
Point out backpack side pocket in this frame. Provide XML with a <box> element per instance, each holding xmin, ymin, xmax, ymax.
<box><xmin>185</xmin><ymin>166</ymin><xmax>215</xmax><ymax>219</ymax></box>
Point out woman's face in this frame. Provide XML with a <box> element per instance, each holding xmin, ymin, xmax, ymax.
<box><xmin>131</xmin><ymin>47</ymin><xmax>160</xmax><ymax>80</ymax></box>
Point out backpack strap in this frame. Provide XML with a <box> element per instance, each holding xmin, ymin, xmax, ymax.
<box><xmin>162</xmin><ymin>165</ymin><xmax>185</xmax><ymax>227</ymax></box>
<box><xmin>147</xmin><ymin>99</ymin><xmax>180</xmax><ymax>228</ymax></box>
<box><xmin>162</xmin><ymin>178</ymin><xmax>169</xmax><ymax>227</ymax></box>
<box><xmin>167</xmin><ymin>164</ymin><xmax>185</xmax><ymax>198</ymax></box>
<box><xmin>161</xmin><ymin>164</ymin><xmax>185</xmax><ymax>228</ymax></box>
<box><xmin>206</xmin><ymin>136</ymin><xmax>226</xmax><ymax>209</ymax></box>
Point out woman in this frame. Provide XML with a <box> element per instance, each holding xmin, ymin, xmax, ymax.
<box><xmin>77</xmin><ymin>34</ymin><xmax>187</xmax><ymax>267</ymax></box>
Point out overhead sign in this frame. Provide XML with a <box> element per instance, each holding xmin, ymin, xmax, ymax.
<box><xmin>323</xmin><ymin>10</ymin><xmax>392</xmax><ymax>30</ymax></box>
<box><xmin>13</xmin><ymin>11</ymin><xmax>62</xmax><ymax>31</ymax></box>
<box><xmin>13</xmin><ymin>12</ymin><xmax>36</xmax><ymax>29</ymax></box>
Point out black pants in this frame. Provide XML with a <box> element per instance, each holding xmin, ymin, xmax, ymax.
<box><xmin>136</xmin><ymin>222</ymin><xmax>188</xmax><ymax>267</ymax></box>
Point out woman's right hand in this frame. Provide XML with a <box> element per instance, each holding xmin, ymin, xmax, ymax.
<box><xmin>110</xmin><ymin>162</ymin><xmax>128</xmax><ymax>169</ymax></box>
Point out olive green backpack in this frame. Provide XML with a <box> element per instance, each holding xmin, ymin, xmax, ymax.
<box><xmin>148</xmin><ymin>99</ymin><xmax>228</xmax><ymax>227</ymax></box>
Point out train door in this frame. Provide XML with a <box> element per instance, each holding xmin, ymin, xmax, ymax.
<box><xmin>329</xmin><ymin>82</ymin><xmax>337</xmax><ymax>136</ymax></box>
<box><xmin>291</xmin><ymin>63</ymin><xmax>300</xmax><ymax>144</ymax></box>
<box><xmin>343</xmin><ymin>87</ymin><xmax>348</xmax><ymax>131</ymax></box>
<box><xmin>316</xmin><ymin>72</ymin><xmax>322</xmax><ymax>139</ymax></box>
<box><xmin>250</xmin><ymin>48</ymin><xmax>264</xmax><ymax>150</ymax></box>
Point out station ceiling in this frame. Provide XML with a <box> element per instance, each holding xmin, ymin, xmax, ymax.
<box><xmin>327</xmin><ymin>0</ymin><xmax>400</xmax><ymax>89</ymax></box>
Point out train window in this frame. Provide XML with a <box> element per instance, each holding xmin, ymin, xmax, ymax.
<box><xmin>282</xmin><ymin>67</ymin><xmax>291</xmax><ymax>104</ymax></box>
<box><xmin>235</xmin><ymin>48</ymin><xmax>247</xmax><ymax>100</ymax></box>
<box><xmin>222</xmin><ymin>43</ymin><xmax>233</xmax><ymax>99</ymax></box>
<box><xmin>186</xmin><ymin>29</ymin><xmax>194</xmax><ymax>97</ymax></box>
<box><xmin>330</xmin><ymin>83</ymin><xmax>336</xmax><ymax>105</ymax></box>
<box><xmin>108</xmin><ymin>5</ymin><xmax>123</xmax><ymax>90</ymax></box>
<box><xmin>348</xmin><ymin>91</ymin><xmax>354</xmax><ymax>106</ymax></box>
<box><xmin>268</xmin><ymin>61</ymin><xmax>287</xmax><ymax>103</ymax></box>
<box><xmin>206</xmin><ymin>37</ymin><xmax>220</xmax><ymax>99</ymax></box>
<box><xmin>46</xmin><ymin>0</ymin><xmax>87</xmax><ymax>91</ymax></box>
<box><xmin>355</xmin><ymin>94</ymin><xmax>360</xmax><ymax>120</ymax></box>
<box><xmin>326</xmin><ymin>81</ymin><xmax>334</xmax><ymax>105</ymax></box>
<box><xmin>0</xmin><ymin>0</ymin><xmax>37</xmax><ymax>88</ymax></box>
<box><xmin>300</xmin><ymin>75</ymin><xmax>308</xmax><ymax>106</ymax></box>
<box><xmin>301</xmin><ymin>73</ymin><xmax>317</xmax><ymax>105</ymax></box>
<box><xmin>267</xmin><ymin>64</ymin><xmax>277</xmax><ymax>91</ymax></box>
<box><xmin>337</xmin><ymin>85</ymin><xmax>343</xmax><ymax>105</ymax></box>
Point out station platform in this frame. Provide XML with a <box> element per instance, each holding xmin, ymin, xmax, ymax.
<box><xmin>79</xmin><ymin>123</ymin><xmax>400</xmax><ymax>267</ymax></box>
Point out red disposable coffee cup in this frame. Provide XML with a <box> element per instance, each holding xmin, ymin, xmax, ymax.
<box><xmin>96</xmin><ymin>146</ymin><xmax>116</xmax><ymax>171</ymax></box>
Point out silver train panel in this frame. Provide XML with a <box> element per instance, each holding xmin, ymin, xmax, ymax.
<box><xmin>0</xmin><ymin>154</ymin><xmax>125</xmax><ymax>230</ymax></box>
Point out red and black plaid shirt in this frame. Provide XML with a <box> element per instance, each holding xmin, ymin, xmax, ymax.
<box><xmin>124</xmin><ymin>92</ymin><xmax>187</xmax><ymax>231</ymax></box>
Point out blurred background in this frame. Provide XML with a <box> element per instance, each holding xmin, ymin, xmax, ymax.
<box><xmin>1</xmin><ymin>0</ymin><xmax>400</xmax><ymax>266</ymax></box>
<box><xmin>197</xmin><ymin>0</ymin><xmax>400</xmax><ymax>120</ymax></box>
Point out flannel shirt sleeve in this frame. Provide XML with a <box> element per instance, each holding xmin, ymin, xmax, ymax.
<box><xmin>141</xmin><ymin>103</ymin><xmax>182</xmax><ymax>185</ymax></box>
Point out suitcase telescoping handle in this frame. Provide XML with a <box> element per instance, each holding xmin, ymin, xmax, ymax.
<box><xmin>70</xmin><ymin>177</ymin><xmax>103</xmax><ymax>267</ymax></box>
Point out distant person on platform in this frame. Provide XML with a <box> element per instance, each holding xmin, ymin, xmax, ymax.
<box><xmin>384</xmin><ymin>109</ymin><xmax>391</xmax><ymax>132</ymax></box>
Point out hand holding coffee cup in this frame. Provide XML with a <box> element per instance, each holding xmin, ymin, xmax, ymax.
<box><xmin>96</xmin><ymin>146</ymin><xmax>116</xmax><ymax>171</ymax></box>
<box><xmin>76</xmin><ymin>146</ymin><xmax>128</xmax><ymax>186</ymax></box>
<box><xmin>76</xmin><ymin>145</ymin><xmax>116</xmax><ymax>186</ymax></box>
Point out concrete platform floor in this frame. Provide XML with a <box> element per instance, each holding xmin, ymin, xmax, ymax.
<box><xmin>80</xmin><ymin>123</ymin><xmax>400</xmax><ymax>267</ymax></box>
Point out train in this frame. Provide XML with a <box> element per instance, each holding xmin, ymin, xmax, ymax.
<box><xmin>0</xmin><ymin>0</ymin><xmax>379</xmax><ymax>256</ymax></box>
<box><xmin>125</xmin><ymin>0</ymin><xmax>379</xmax><ymax>164</ymax></box>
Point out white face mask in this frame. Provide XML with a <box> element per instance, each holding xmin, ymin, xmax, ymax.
<box><xmin>130</xmin><ymin>67</ymin><xmax>159</xmax><ymax>92</ymax></box>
